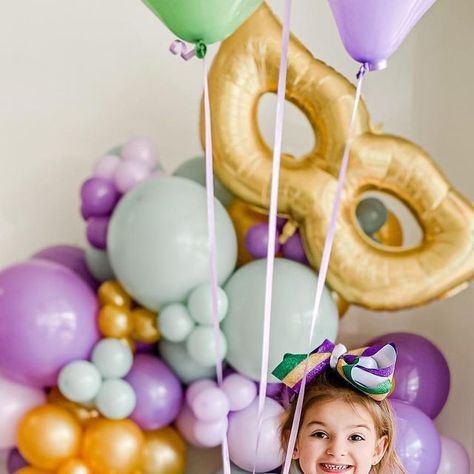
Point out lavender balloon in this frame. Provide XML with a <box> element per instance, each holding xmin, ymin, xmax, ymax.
<box><xmin>32</xmin><ymin>244</ymin><xmax>99</xmax><ymax>290</ymax></box>
<box><xmin>392</xmin><ymin>400</ymin><xmax>441</xmax><ymax>473</ymax></box>
<box><xmin>125</xmin><ymin>354</ymin><xmax>183</xmax><ymax>430</ymax></box>
<box><xmin>80</xmin><ymin>177</ymin><xmax>120</xmax><ymax>218</ymax></box>
<box><xmin>369</xmin><ymin>332</ymin><xmax>450</xmax><ymax>418</ymax></box>
<box><xmin>329</xmin><ymin>0</ymin><xmax>437</xmax><ymax>71</ymax></box>
<box><xmin>245</xmin><ymin>223</ymin><xmax>281</xmax><ymax>259</ymax></box>
<box><xmin>0</xmin><ymin>260</ymin><xmax>100</xmax><ymax>387</ymax></box>
<box><xmin>437</xmin><ymin>436</ymin><xmax>471</xmax><ymax>474</ymax></box>
<box><xmin>86</xmin><ymin>216</ymin><xmax>109</xmax><ymax>250</ymax></box>
<box><xmin>282</xmin><ymin>232</ymin><xmax>308</xmax><ymax>264</ymax></box>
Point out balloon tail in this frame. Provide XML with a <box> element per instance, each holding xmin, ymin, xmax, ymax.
<box><xmin>281</xmin><ymin>65</ymin><xmax>368</xmax><ymax>474</ymax></box>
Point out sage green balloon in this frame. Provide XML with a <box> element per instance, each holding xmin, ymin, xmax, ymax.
<box><xmin>142</xmin><ymin>0</ymin><xmax>262</xmax><ymax>46</ymax></box>
<box><xmin>222</xmin><ymin>259</ymin><xmax>339</xmax><ymax>382</ymax></box>
<box><xmin>108</xmin><ymin>176</ymin><xmax>237</xmax><ymax>310</ymax></box>
<box><xmin>173</xmin><ymin>157</ymin><xmax>234</xmax><ymax>207</ymax></box>
<box><xmin>85</xmin><ymin>246</ymin><xmax>115</xmax><ymax>282</ymax></box>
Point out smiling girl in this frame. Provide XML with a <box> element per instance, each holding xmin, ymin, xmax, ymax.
<box><xmin>273</xmin><ymin>340</ymin><xmax>407</xmax><ymax>474</ymax></box>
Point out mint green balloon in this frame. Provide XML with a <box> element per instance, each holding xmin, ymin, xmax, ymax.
<box><xmin>108</xmin><ymin>177</ymin><xmax>237</xmax><ymax>310</ymax></box>
<box><xmin>142</xmin><ymin>0</ymin><xmax>262</xmax><ymax>46</ymax></box>
<box><xmin>173</xmin><ymin>158</ymin><xmax>234</xmax><ymax>207</ymax></box>
<box><xmin>222</xmin><ymin>259</ymin><xmax>339</xmax><ymax>382</ymax></box>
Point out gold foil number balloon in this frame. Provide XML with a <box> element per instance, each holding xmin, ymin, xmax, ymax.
<box><xmin>203</xmin><ymin>4</ymin><xmax>474</xmax><ymax>310</ymax></box>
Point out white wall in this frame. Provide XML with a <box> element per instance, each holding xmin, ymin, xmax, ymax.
<box><xmin>0</xmin><ymin>0</ymin><xmax>472</xmax><ymax>471</ymax></box>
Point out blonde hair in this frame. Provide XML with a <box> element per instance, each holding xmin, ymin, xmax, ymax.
<box><xmin>280</xmin><ymin>371</ymin><xmax>407</xmax><ymax>474</ymax></box>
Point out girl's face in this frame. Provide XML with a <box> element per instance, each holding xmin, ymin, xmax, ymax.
<box><xmin>293</xmin><ymin>399</ymin><xmax>388</xmax><ymax>474</ymax></box>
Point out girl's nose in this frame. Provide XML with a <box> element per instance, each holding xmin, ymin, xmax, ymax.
<box><xmin>326</xmin><ymin>438</ymin><xmax>348</xmax><ymax>457</ymax></box>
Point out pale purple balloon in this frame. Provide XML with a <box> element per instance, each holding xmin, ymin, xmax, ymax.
<box><xmin>175</xmin><ymin>404</ymin><xmax>204</xmax><ymax>447</ymax></box>
<box><xmin>222</xmin><ymin>373</ymin><xmax>257</xmax><ymax>412</ymax></box>
<box><xmin>93</xmin><ymin>154</ymin><xmax>121</xmax><ymax>180</ymax></box>
<box><xmin>282</xmin><ymin>232</ymin><xmax>308</xmax><ymax>264</ymax></box>
<box><xmin>265</xmin><ymin>382</ymin><xmax>283</xmax><ymax>398</ymax></box>
<box><xmin>276</xmin><ymin>217</ymin><xmax>287</xmax><ymax>231</ymax></box>
<box><xmin>32</xmin><ymin>244</ymin><xmax>99</xmax><ymax>291</ymax></box>
<box><xmin>194</xmin><ymin>417</ymin><xmax>228</xmax><ymax>448</ymax></box>
<box><xmin>135</xmin><ymin>341</ymin><xmax>157</xmax><ymax>354</ymax></box>
<box><xmin>245</xmin><ymin>223</ymin><xmax>281</xmax><ymax>259</ymax></box>
<box><xmin>186</xmin><ymin>379</ymin><xmax>217</xmax><ymax>407</ymax></box>
<box><xmin>122</xmin><ymin>137</ymin><xmax>158</xmax><ymax>170</ymax></box>
<box><xmin>0</xmin><ymin>260</ymin><xmax>100</xmax><ymax>387</ymax></box>
<box><xmin>392</xmin><ymin>400</ymin><xmax>441</xmax><ymax>474</ymax></box>
<box><xmin>329</xmin><ymin>0</ymin><xmax>437</xmax><ymax>70</ymax></box>
<box><xmin>227</xmin><ymin>398</ymin><xmax>284</xmax><ymax>472</ymax></box>
<box><xmin>86</xmin><ymin>216</ymin><xmax>109</xmax><ymax>250</ymax></box>
<box><xmin>368</xmin><ymin>332</ymin><xmax>450</xmax><ymax>418</ymax></box>
<box><xmin>80</xmin><ymin>177</ymin><xmax>120</xmax><ymax>218</ymax></box>
<box><xmin>125</xmin><ymin>354</ymin><xmax>183</xmax><ymax>430</ymax></box>
<box><xmin>190</xmin><ymin>386</ymin><xmax>230</xmax><ymax>422</ymax></box>
<box><xmin>437</xmin><ymin>436</ymin><xmax>471</xmax><ymax>474</ymax></box>
<box><xmin>7</xmin><ymin>448</ymin><xmax>28</xmax><ymax>474</ymax></box>
<box><xmin>114</xmin><ymin>160</ymin><xmax>151</xmax><ymax>193</ymax></box>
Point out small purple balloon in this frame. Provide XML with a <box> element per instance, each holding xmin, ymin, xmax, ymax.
<box><xmin>245</xmin><ymin>223</ymin><xmax>281</xmax><ymax>259</ymax></box>
<box><xmin>175</xmin><ymin>403</ymin><xmax>204</xmax><ymax>447</ymax></box>
<box><xmin>80</xmin><ymin>177</ymin><xmax>120</xmax><ymax>218</ymax></box>
<box><xmin>186</xmin><ymin>379</ymin><xmax>217</xmax><ymax>407</ymax></box>
<box><xmin>86</xmin><ymin>216</ymin><xmax>109</xmax><ymax>250</ymax></box>
<box><xmin>32</xmin><ymin>244</ymin><xmax>99</xmax><ymax>291</ymax></box>
<box><xmin>190</xmin><ymin>386</ymin><xmax>229</xmax><ymax>422</ymax></box>
<box><xmin>368</xmin><ymin>332</ymin><xmax>450</xmax><ymax>418</ymax></box>
<box><xmin>93</xmin><ymin>154</ymin><xmax>121</xmax><ymax>180</ymax></box>
<box><xmin>222</xmin><ymin>373</ymin><xmax>257</xmax><ymax>412</ymax></box>
<box><xmin>437</xmin><ymin>436</ymin><xmax>471</xmax><ymax>474</ymax></box>
<box><xmin>125</xmin><ymin>354</ymin><xmax>183</xmax><ymax>430</ymax></box>
<box><xmin>329</xmin><ymin>0</ymin><xmax>437</xmax><ymax>71</ymax></box>
<box><xmin>0</xmin><ymin>260</ymin><xmax>100</xmax><ymax>387</ymax></box>
<box><xmin>282</xmin><ymin>232</ymin><xmax>308</xmax><ymax>264</ymax></box>
<box><xmin>7</xmin><ymin>448</ymin><xmax>28</xmax><ymax>474</ymax></box>
<box><xmin>114</xmin><ymin>160</ymin><xmax>151</xmax><ymax>194</ymax></box>
<box><xmin>392</xmin><ymin>400</ymin><xmax>441</xmax><ymax>474</ymax></box>
<box><xmin>194</xmin><ymin>417</ymin><xmax>228</xmax><ymax>448</ymax></box>
<box><xmin>122</xmin><ymin>137</ymin><xmax>158</xmax><ymax>170</ymax></box>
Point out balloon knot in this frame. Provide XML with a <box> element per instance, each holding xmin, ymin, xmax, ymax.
<box><xmin>195</xmin><ymin>40</ymin><xmax>207</xmax><ymax>59</ymax></box>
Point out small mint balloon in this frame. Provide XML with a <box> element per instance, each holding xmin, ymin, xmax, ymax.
<box><xmin>58</xmin><ymin>360</ymin><xmax>102</xmax><ymax>403</ymax></box>
<box><xmin>188</xmin><ymin>283</ymin><xmax>229</xmax><ymax>325</ymax></box>
<box><xmin>142</xmin><ymin>0</ymin><xmax>263</xmax><ymax>46</ymax></box>
<box><xmin>91</xmin><ymin>338</ymin><xmax>134</xmax><ymax>379</ymax></box>
<box><xmin>96</xmin><ymin>379</ymin><xmax>136</xmax><ymax>420</ymax></box>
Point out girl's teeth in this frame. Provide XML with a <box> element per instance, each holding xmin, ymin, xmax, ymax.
<box><xmin>322</xmin><ymin>465</ymin><xmax>349</xmax><ymax>471</ymax></box>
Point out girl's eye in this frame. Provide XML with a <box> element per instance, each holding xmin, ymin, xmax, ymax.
<box><xmin>311</xmin><ymin>431</ymin><xmax>329</xmax><ymax>439</ymax></box>
<box><xmin>349</xmin><ymin>434</ymin><xmax>365</xmax><ymax>442</ymax></box>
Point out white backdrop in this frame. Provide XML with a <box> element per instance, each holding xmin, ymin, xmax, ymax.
<box><xmin>0</xmin><ymin>0</ymin><xmax>472</xmax><ymax>472</ymax></box>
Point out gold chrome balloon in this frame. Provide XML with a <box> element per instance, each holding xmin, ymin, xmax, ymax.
<box><xmin>98</xmin><ymin>305</ymin><xmax>134</xmax><ymax>339</ymax></box>
<box><xmin>47</xmin><ymin>388</ymin><xmax>99</xmax><ymax>426</ymax></box>
<box><xmin>82</xmin><ymin>418</ymin><xmax>144</xmax><ymax>474</ymax></box>
<box><xmin>141</xmin><ymin>427</ymin><xmax>187</xmax><ymax>474</ymax></box>
<box><xmin>98</xmin><ymin>281</ymin><xmax>132</xmax><ymax>309</ymax></box>
<box><xmin>373</xmin><ymin>210</ymin><xmax>403</xmax><ymax>247</ymax></box>
<box><xmin>18</xmin><ymin>404</ymin><xmax>82</xmax><ymax>470</ymax></box>
<box><xmin>131</xmin><ymin>308</ymin><xmax>160</xmax><ymax>343</ymax></box>
<box><xmin>57</xmin><ymin>459</ymin><xmax>92</xmax><ymax>474</ymax></box>
<box><xmin>203</xmin><ymin>4</ymin><xmax>474</xmax><ymax>310</ymax></box>
<box><xmin>16</xmin><ymin>468</ymin><xmax>52</xmax><ymax>474</ymax></box>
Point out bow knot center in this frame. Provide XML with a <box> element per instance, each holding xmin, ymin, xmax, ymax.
<box><xmin>330</xmin><ymin>343</ymin><xmax>347</xmax><ymax>369</ymax></box>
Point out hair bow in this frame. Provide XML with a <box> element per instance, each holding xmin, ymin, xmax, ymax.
<box><xmin>272</xmin><ymin>339</ymin><xmax>397</xmax><ymax>401</ymax></box>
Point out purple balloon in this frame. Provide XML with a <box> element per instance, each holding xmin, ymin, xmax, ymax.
<box><xmin>392</xmin><ymin>400</ymin><xmax>441</xmax><ymax>474</ymax></box>
<box><xmin>437</xmin><ymin>436</ymin><xmax>471</xmax><ymax>474</ymax></box>
<box><xmin>125</xmin><ymin>354</ymin><xmax>183</xmax><ymax>430</ymax></box>
<box><xmin>282</xmin><ymin>232</ymin><xmax>308</xmax><ymax>264</ymax></box>
<box><xmin>80</xmin><ymin>177</ymin><xmax>120</xmax><ymax>219</ymax></box>
<box><xmin>368</xmin><ymin>332</ymin><xmax>450</xmax><ymax>418</ymax></box>
<box><xmin>0</xmin><ymin>260</ymin><xmax>100</xmax><ymax>387</ymax></box>
<box><xmin>86</xmin><ymin>216</ymin><xmax>110</xmax><ymax>250</ymax></box>
<box><xmin>32</xmin><ymin>244</ymin><xmax>99</xmax><ymax>291</ymax></box>
<box><xmin>245</xmin><ymin>223</ymin><xmax>281</xmax><ymax>259</ymax></box>
<box><xmin>122</xmin><ymin>137</ymin><xmax>158</xmax><ymax>170</ymax></box>
<box><xmin>329</xmin><ymin>0</ymin><xmax>437</xmax><ymax>71</ymax></box>
<box><xmin>7</xmin><ymin>449</ymin><xmax>28</xmax><ymax>474</ymax></box>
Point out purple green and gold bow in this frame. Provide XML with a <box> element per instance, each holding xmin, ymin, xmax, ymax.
<box><xmin>272</xmin><ymin>339</ymin><xmax>397</xmax><ymax>402</ymax></box>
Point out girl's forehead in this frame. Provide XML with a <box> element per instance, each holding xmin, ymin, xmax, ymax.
<box><xmin>303</xmin><ymin>399</ymin><xmax>376</xmax><ymax>430</ymax></box>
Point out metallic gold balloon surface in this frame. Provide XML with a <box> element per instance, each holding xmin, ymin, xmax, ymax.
<box><xmin>141</xmin><ymin>427</ymin><xmax>187</xmax><ymax>474</ymax></box>
<box><xmin>16</xmin><ymin>468</ymin><xmax>52</xmax><ymax>474</ymax></box>
<box><xmin>18</xmin><ymin>404</ymin><xmax>82</xmax><ymax>470</ymax></box>
<box><xmin>131</xmin><ymin>308</ymin><xmax>160</xmax><ymax>343</ymax></box>
<box><xmin>57</xmin><ymin>459</ymin><xmax>92</xmax><ymax>474</ymax></box>
<box><xmin>82</xmin><ymin>418</ymin><xmax>144</xmax><ymax>474</ymax></box>
<box><xmin>98</xmin><ymin>281</ymin><xmax>132</xmax><ymax>309</ymax></box>
<box><xmin>47</xmin><ymin>388</ymin><xmax>99</xmax><ymax>425</ymax></box>
<box><xmin>373</xmin><ymin>211</ymin><xmax>403</xmax><ymax>247</ymax></box>
<box><xmin>202</xmin><ymin>4</ymin><xmax>474</xmax><ymax>310</ymax></box>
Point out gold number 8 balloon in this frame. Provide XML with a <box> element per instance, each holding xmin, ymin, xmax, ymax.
<box><xmin>201</xmin><ymin>4</ymin><xmax>473</xmax><ymax>311</ymax></box>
